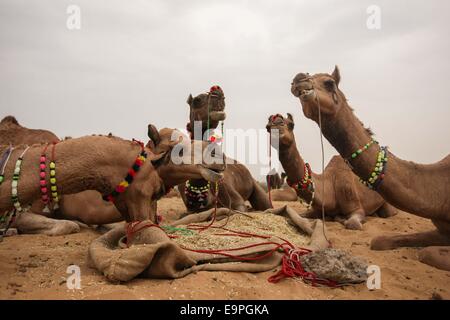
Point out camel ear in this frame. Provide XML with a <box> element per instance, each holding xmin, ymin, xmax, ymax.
<box><xmin>332</xmin><ymin>65</ymin><xmax>341</xmax><ymax>86</ymax></box>
<box><xmin>286</xmin><ymin>113</ymin><xmax>295</xmax><ymax>130</ymax></box>
<box><xmin>147</xmin><ymin>124</ymin><xmax>161</xmax><ymax>146</ymax></box>
<box><xmin>187</xmin><ymin>94</ymin><xmax>193</xmax><ymax>106</ymax></box>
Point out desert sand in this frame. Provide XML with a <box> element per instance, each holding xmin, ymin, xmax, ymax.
<box><xmin>0</xmin><ymin>198</ymin><xmax>449</xmax><ymax>300</ymax></box>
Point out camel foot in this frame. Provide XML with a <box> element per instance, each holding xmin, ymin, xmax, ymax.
<box><xmin>370</xmin><ymin>235</ymin><xmax>396</xmax><ymax>250</ymax></box>
<box><xmin>418</xmin><ymin>246</ymin><xmax>450</xmax><ymax>271</ymax></box>
<box><xmin>13</xmin><ymin>212</ymin><xmax>80</xmax><ymax>236</ymax></box>
<box><xmin>344</xmin><ymin>216</ymin><xmax>363</xmax><ymax>230</ymax></box>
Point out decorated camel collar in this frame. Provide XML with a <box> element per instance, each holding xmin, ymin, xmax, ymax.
<box><xmin>0</xmin><ymin>139</ymin><xmax>148</xmax><ymax>227</ymax></box>
<box><xmin>103</xmin><ymin>139</ymin><xmax>148</xmax><ymax>203</ymax></box>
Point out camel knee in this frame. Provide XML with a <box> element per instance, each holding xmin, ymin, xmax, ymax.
<box><xmin>418</xmin><ymin>246</ymin><xmax>450</xmax><ymax>271</ymax></box>
<box><xmin>377</xmin><ymin>203</ymin><xmax>398</xmax><ymax>218</ymax></box>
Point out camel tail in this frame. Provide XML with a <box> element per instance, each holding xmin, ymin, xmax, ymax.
<box><xmin>248</xmin><ymin>180</ymin><xmax>273</xmax><ymax>210</ymax></box>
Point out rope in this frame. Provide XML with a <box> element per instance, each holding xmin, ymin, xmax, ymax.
<box><xmin>314</xmin><ymin>85</ymin><xmax>331</xmax><ymax>246</ymax></box>
<box><xmin>267</xmin><ymin>130</ymin><xmax>273</xmax><ymax>208</ymax></box>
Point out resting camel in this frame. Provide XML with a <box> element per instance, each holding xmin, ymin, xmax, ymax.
<box><xmin>266</xmin><ymin>171</ymin><xmax>298</xmax><ymax>202</ymax></box>
<box><xmin>291</xmin><ymin>66</ymin><xmax>450</xmax><ymax>270</ymax></box>
<box><xmin>177</xmin><ymin>87</ymin><xmax>272</xmax><ymax>213</ymax></box>
<box><xmin>0</xmin><ymin>127</ymin><xmax>223</xmax><ymax>234</ymax></box>
<box><xmin>0</xmin><ymin>116</ymin><xmax>123</xmax><ymax>235</ymax></box>
<box><xmin>266</xmin><ymin>113</ymin><xmax>397</xmax><ymax>229</ymax></box>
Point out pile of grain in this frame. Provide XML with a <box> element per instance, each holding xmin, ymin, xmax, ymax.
<box><xmin>168</xmin><ymin>212</ymin><xmax>310</xmax><ymax>251</ymax></box>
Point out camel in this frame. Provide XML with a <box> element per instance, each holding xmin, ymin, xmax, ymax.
<box><xmin>291</xmin><ymin>66</ymin><xmax>450</xmax><ymax>270</ymax></box>
<box><xmin>266</xmin><ymin>113</ymin><xmax>397</xmax><ymax>229</ymax></box>
<box><xmin>0</xmin><ymin>116</ymin><xmax>124</xmax><ymax>235</ymax></box>
<box><xmin>266</xmin><ymin>171</ymin><xmax>298</xmax><ymax>201</ymax></box>
<box><xmin>178</xmin><ymin>87</ymin><xmax>272</xmax><ymax>213</ymax></box>
<box><xmin>0</xmin><ymin>126</ymin><xmax>223</xmax><ymax>234</ymax></box>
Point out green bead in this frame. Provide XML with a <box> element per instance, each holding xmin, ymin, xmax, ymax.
<box><xmin>357</xmin><ymin>150</ymin><xmax>362</xmax><ymax>154</ymax></box>
<box><xmin>351</xmin><ymin>153</ymin><xmax>357</xmax><ymax>159</ymax></box>
<box><xmin>0</xmin><ymin>175</ymin><xmax>4</xmax><ymax>183</ymax></box>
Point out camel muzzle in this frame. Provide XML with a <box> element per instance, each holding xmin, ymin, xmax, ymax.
<box><xmin>209</xmin><ymin>111</ymin><xmax>226</xmax><ymax>122</ymax></box>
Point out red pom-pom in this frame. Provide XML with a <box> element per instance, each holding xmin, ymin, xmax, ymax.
<box><xmin>128</xmin><ymin>169</ymin><xmax>136</xmax><ymax>177</ymax></box>
<box><xmin>116</xmin><ymin>185</ymin><xmax>126</xmax><ymax>193</ymax></box>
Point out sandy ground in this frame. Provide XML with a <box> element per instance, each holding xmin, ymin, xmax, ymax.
<box><xmin>0</xmin><ymin>198</ymin><xmax>449</xmax><ymax>300</ymax></box>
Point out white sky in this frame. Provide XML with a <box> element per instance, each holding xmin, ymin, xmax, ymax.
<box><xmin>1</xmin><ymin>0</ymin><xmax>449</xmax><ymax>180</ymax></box>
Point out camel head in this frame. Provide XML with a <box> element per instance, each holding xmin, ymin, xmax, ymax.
<box><xmin>266</xmin><ymin>113</ymin><xmax>296</xmax><ymax>148</ymax></box>
<box><xmin>186</xmin><ymin>86</ymin><xmax>226</xmax><ymax>135</ymax></box>
<box><xmin>291</xmin><ymin>66</ymin><xmax>347</xmax><ymax>122</ymax></box>
<box><xmin>147</xmin><ymin>124</ymin><xmax>225</xmax><ymax>185</ymax></box>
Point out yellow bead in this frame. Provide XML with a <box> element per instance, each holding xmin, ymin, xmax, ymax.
<box><xmin>49</xmin><ymin>163</ymin><xmax>56</xmax><ymax>169</ymax></box>
<box><xmin>50</xmin><ymin>170</ymin><xmax>56</xmax><ymax>176</ymax></box>
<box><xmin>50</xmin><ymin>178</ymin><xmax>56</xmax><ymax>184</ymax></box>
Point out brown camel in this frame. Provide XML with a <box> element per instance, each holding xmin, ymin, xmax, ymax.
<box><xmin>291</xmin><ymin>66</ymin><xmax>450</xmax><ymax>270</ymax></box>
<box><xmin>0</xmin><ymin>129</ymin><xmax>223</xmax><ymax>232</ymax></box>
<box><xmin>266</xmin><ymin>171</ymin><xmax>298</xmax><ymax>201</ymax></box>
<box><xmin>178</xmin><ymin>87</ymin><xmax>272</xmax><ymax>213</ymax></box>
<box><xmin>266</xmin><ymin>113</ymin><xmax>396</xmax><ymax>229</ymax></box>
<box><xmin>0</xmin><ymin>116</ymin><xmax>123</xmax><ymax>234</ymax></box>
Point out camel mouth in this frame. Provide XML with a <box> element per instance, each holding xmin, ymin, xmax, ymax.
<box><xmin>209</xmin><ymin>111</ymin><xmax>226</xmax><ymax>122</ymax></box>
<box><xmin>299</xmin><ymin>89</ymin><xmax>315</xmax><ymax>99</ymax></box>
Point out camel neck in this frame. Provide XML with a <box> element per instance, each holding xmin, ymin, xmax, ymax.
<box><xmin>320</xmin><ymin>103</ymin><xmax>450</xmax><ymax>218</ymax></box>
<box><xmin>321</xmin><ymin>105</ymin><xmax>376</xmax><ymax>180</ymax></box>
<box><xmin>278</xmin><ymin>140</ymin><xmax>321</xmax><ymax>204</ymax></box>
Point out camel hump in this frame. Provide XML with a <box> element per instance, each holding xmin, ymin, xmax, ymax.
<box><xmin>0</xmin><ymin>115</ymin><xmax>19</xmax><ymax>126</ymax></box>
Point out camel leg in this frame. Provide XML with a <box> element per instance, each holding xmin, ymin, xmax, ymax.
<box><xmin>300</xmin><ymin>208</ymin><xmax>322</xmax><ymax>219</ymax></box>
<box><xmin>248</xmin><ymin>181</ymin><xmax>272</xmax><ymax>211</ymax></box>
<box><xmin>221</xmin><ymin>187</ymin><xmax>247</xmax><ymax>212</ymax></box>
<box><xmin>376</xmin><ymin>202</ymin><xmax>398</xmax><ymax>218</ymax></box>
<box><xmin>418</xmin><ymin>246</ymin><xmax>450</xmax><ymax>271</ymax></box>
<box><xmin>371</xmin><ymin>229</ymin><xmax>450</xmax><ymax>251</ymax></box>
<box><xmin>12</xmin><ymin>211</ymin><xmax>80</xmax><ymax>236</ymax></box>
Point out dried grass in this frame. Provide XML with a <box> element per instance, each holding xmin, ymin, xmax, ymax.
<box><xmin>169</xmin><ymin>212</ymin><xmax>310</xmax><ymax>250</ymax></box>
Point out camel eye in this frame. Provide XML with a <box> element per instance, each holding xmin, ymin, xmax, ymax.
<box><xmin>192</xmin><ymin>97</ymin><xmax>202</xmax><ymax>108</ymax></box>
<box><xmin>324</xmin><ymin>79</ymin><xmax>335</xmax><ymax>91</ymax></box>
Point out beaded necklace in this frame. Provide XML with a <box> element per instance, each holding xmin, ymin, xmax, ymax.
<box><xmin>49</xmin><ymin>143</ymin><xmax>60</xmax><ymax>210</ymax></box>
<box><xmin>287</xmin><ymin>163</ymin><xmax>315</xmax><ymax>209</ymax></box>
<box><xmin>103</xmin><ymin>140</ymin><xmax>147</xmax><ymax>203</ymax></box>
<box><xmin>0</xmin><ymin>145</ymin><xmax>14</xmax><ymax>186</ymax></box>
<box><xmin>11</xmin><ymin>146</ymin><xmax>31</xmax><ymax>212</ymax></box>
<box><xmin>184</xmin><ymin>180</ymin><xmax>211</xmax><ymax>209</ymax></box>
<box><xmin>39</xmin><ymin>144</ymin><xmax>50</xmax><ymax>213</ymax></box>
<box><xmin>349</xmin><ymin>139</ymin><xmax>377</xmax><ymax>160</ymax></box>
<box><xmin>359</xmin><ymin>146</ymin><xmax>388</xmax><ymax>190</ymax></box>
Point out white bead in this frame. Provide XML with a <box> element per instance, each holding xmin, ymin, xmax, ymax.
<box><xmin>11</xmin><ymin>180</ymin><xmax>18</xmax><ymax>188</ymax></box>
<box><xmin>14</xmin><ymin>167</ymin><xmax>20</xmax><ymax>175</ymax></box>
<box><xmin>14</xmin><ymin>202</ymin><xmax>20</xmax><ymax>209</ymax></box>
<box><xmin>12</xmin><ymin>188</ymin><xmax>18</xmax><ymax>196</ymax></box>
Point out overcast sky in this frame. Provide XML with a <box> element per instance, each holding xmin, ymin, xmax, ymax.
<box><xmin>1</xmin><ymin>0</ymin><xmax>449</xmax><ymax>180</ymax></box>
